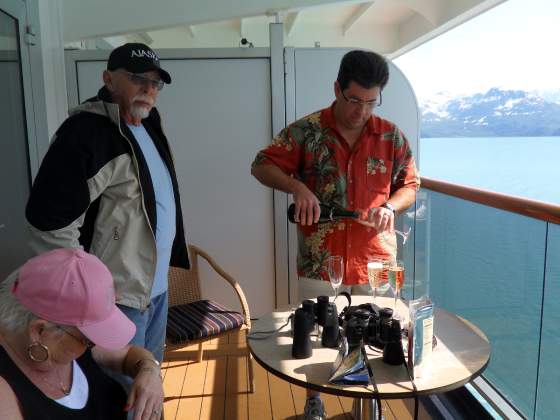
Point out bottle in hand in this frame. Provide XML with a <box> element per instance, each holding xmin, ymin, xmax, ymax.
<box><xmin>287</xmin><ymin>203</ymin><xmax>359</xmax><ymax>223</ymax></box>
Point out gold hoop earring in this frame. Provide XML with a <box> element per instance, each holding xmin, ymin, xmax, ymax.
<box><xmin>27</xmin><ymin>342</ymin><xmax>50</xmax><ymax>363</ymax></box>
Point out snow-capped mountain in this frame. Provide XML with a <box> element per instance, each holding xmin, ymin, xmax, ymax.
<box><xmin>420</xmin><ymin>88</ymin><xmax>560</xmax><ymax>137</ymax></box>
<box><xmin>533</xmin><ymin>89</ymin><xmax>560</xmax><ymax>105</ymax></box>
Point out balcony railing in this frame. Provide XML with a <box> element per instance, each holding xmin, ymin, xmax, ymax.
<box><xmin>402</xmin><ymin>177</ymin><xmax>560</xmax><ymax>419</ymax></box>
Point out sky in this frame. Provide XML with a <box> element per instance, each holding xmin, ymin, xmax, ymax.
<box><xmin>394</xmin><ymin>0</ymin><xmax>560</xmax><ymax>101</ymax></box>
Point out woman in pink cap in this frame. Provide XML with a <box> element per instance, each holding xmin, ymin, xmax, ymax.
<box><xmin>0</xmin><ymin>248</ymin><xmax>164</xmax><ymax>420</ymax></box>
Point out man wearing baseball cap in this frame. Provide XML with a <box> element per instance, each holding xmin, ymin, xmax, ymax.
<box><xmin>0</xmin><ymin>248</ymin><xmax>164</xmax><ymax>419</ymax></box>
<box><xmin>25</xmin><ymin>42</ymin><xmax>190</xmax><ymax>392</ymax></box>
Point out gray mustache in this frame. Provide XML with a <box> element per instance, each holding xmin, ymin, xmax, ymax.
<box><xmin>132</xmin><ymin>95</ymin><xmax>154</xmax><ymax>106</ymax></box>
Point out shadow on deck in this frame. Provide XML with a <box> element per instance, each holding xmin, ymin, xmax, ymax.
<box><xmin>162</xmin><ymin>330</ymin><xmax>431</xmax><ymax>419</ymax></box>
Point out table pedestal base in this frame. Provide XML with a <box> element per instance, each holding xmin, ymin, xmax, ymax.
<box><xmin>351</xmin><ymin>398</ymin><xmax>380</xmax><ymax>420</ymax></box>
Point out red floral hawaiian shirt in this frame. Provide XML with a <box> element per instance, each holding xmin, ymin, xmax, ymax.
<box><xmin>252</xmin><ymin>103</ymin><xmax>420</xmax><ymax>285</ymax></box>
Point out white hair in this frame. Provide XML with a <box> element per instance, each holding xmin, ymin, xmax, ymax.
<box><xmin>130</xmin><ymin>94</ymin><xmax>153</xmax><ymax>120</ymax></box>
<box><xmin>0</xmin><ymin>270</ymin><xmax>38</xmax><ymax>333</ymax></box>
<box><xmin>130</xmin><ymin>105</ymin><xmax>150</xmax><ymax>120</ymax></box>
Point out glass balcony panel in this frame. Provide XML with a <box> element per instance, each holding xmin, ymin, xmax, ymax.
<box><xmin>416</xmin><ymin>189</ymin><xmax>547</xmax><ymax>418</ymax></box>
<box><xmin>535</xmin><ymin>222</ymin><xmax>560</xmax><ymax>420</ymax></box>
<box><xmin>399</xmin><ymin>196</ymin><xmax>421</xmax><ymax>300</ymax></box>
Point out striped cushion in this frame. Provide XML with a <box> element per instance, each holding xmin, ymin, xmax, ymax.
<box><xmin>166</xmin><ymin>300</ymin><xmax>244</xmax><ymax>344</ymax></box>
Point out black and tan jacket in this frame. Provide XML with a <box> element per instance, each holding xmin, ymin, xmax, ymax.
<box><xmin>26</xmin><ymin>86</ymin><xmax>189</xmax><ymax>310</ymax></box>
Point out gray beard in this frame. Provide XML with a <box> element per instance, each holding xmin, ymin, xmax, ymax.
<box><xmin>130</xmin><ymin>105</ymin><xmax>151</xmax><ymax>120</ymax></box>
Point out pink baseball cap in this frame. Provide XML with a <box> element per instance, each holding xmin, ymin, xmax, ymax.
<box><xmin>12</xmin><ymin>248</ymin><xmax>136</xmax><ymax>350</ymax></box>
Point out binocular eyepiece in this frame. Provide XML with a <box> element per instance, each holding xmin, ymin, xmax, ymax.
<box><xmin>292</xmin><ymin>296</ymin><xmax>341</xmax><ymax>359</ymax></box>
<box><xmin>291</xmin><ymin>297</ymin><xmax>405</xmax><ymax>366</ymax></box>
<box><xmin>343</xmin><ymin>304</ymin><xmax>404</xmax><ymax>365</ymax></box>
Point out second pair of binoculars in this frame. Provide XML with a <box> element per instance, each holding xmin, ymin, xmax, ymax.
<box><xmin>343</xmin><ymin>304</ymin><xmax>405</xmax><ymax>365</ymax></box>
<box><xmin>292</xmin><ymin>296</ymin><xmax>341</xmax><ymax>359</ymax></box>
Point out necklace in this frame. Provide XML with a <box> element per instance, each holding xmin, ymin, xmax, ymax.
<box><xmin>1</xmin><ymin>335</ymin><xmax>72</xmax><ymax>396</ymax></box>
<box><xmin>41</xmin><ymin>370</ymin><xmax>71</xmax><ymax>396</ymax></box>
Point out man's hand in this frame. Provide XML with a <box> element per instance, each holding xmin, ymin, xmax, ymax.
<box><xmin>250</xmin><ymin>164</ymin><xmax>320</xmax><ymax>225</ymax></box>
<box><xmin>292</xmin><ymin>183</ymin><xmax>321</xmax><ymax>226</ymax></box>
<box><xmin>357</xmin><ymin>207</ymin><xmax>394</xmax><ymax>232</ymax></box>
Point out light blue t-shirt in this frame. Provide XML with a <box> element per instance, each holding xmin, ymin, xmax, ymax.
<box><xmin>127</xmin><ymin>123</ymin><xmax>176</xmax><ymax>298</ymax></box>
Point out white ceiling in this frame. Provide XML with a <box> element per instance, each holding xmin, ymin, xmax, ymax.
<box><xmin>63</xmin><ymin>0</ymin><xmax>508</xmax><ymax>58</ymax></box>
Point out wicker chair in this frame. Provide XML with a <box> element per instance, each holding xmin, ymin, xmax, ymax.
<box><xmin>165</xmin><ymin>244</ymin><xmax>253</xmax><ymax>392</ymax></box>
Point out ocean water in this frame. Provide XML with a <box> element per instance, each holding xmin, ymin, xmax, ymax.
<box><xmin>414</xmin><ymin>136</ymin><xmax>560</xmax><ymax>419</ymax></box>
<box><xmin>419</xmin><ymin>136</ymin><xmax>560</xmax><ymax>204</ymax></box>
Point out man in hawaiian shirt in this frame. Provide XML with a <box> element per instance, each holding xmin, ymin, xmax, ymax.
<box><xmin>251</xmin><ymin>50</ymin><xmax>420</xmax><ymax>420</ymax></box>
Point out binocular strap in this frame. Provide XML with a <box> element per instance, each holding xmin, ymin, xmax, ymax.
<box><xmin>360</xmin><ymin>345</ymin><xmax>383</xmax><ymax>420</ymax></box>
<box><xmin>247</xmin><ymin>314</ymin><xmax>294</xmax><ymax>340</ymax></box>
<box><xmin>361</xmin><ymin>342</ymin><xmax>419</xmax><ymax>420</ymax></box>
<box><xmin>400</xmin><ymin>340</ymin><xmax>419</xmax><ymax>420</ymax></box>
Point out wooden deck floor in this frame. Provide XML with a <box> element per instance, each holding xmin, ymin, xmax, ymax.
<box><xmin>162</xmin><ymin>330</ymin><xmax>431</xmax><ymax>420</ymax></box>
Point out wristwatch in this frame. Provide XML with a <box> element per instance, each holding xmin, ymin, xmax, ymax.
<box><xmin>381</xmin><ymin>202</ymin><xmax>396</xmax><ymax>215</ymax></box>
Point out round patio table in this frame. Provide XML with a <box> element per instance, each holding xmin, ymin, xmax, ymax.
<box><xmin>248</xmin><ymin>296</ymin><xmax>490</xmax><ymax>419</ymax></box>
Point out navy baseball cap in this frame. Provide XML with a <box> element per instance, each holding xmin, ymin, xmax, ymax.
<box><xmin>107</xmin><ymin>43</ymin><xmax>171</xmax><ymax>84</ymax></box>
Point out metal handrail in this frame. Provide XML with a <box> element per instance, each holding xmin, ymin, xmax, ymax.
<box><xmin>421</xmin><ymin>177</ymin><xmax>560</xmax><ymax>225</ymax></box>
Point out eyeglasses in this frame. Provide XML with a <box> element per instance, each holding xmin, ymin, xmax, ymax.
<box><xmin>340</xmin><ymin>90</ymin><xmax>382</xmax><ymax>108</ymax></box>
<box><xmin>120</xmin><ymin>70</ymin><xmax>164</xmax><ymax>91</ymax></box>
<box><xmin>57</xmin><ymin>326</ymin><xmax>95</xmax><ymax>349</ymax></box>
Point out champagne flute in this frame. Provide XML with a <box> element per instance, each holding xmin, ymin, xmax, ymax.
<box><xmin>327</xmin><ymin>255</ymin><xmax>343</xmax><ymax>300</ymax></box>
<box><xmin>387</xmin><ymin>260</ymin><xmax>405</xmax><ymax>318</ymax></box>
<box><xmin>394</xmin><ymin>226</ymin><xmax>411</xmax><ymax>245</ymax></box>
<box><xmin>367</xmin><ymin>259</ymin><xmax>384</xmax><ymax>304</ymax></box>
<box><xmin>356</xmin><ymin>219</ymin><xmax>411</xmax><ymax>245</ymax></box>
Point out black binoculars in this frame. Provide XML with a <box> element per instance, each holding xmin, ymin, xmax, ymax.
<box><xmin>292</xmin><ymin>296</ymin><xmax>405</xmax><ymax>365</ymax></box>
<box><xmin>342</xmin><ymin>303</ymin><xmax>404</xmax><ymax>365</ymax></box>
<box><xmin>292</xmin><ymin>296</ymin><xmax>341</xmax><ymax>359</ymax></box>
